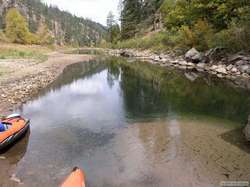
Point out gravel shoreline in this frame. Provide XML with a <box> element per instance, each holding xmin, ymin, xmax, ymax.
<box><xmin>0</xmin><ymin>52</ymin><xmax>94</xmax><ymax>115</ymax></box>
<box><xmin>106</xmin><ymin>48</ymin><xmax>250</xmax><ymax>90</ymax></box>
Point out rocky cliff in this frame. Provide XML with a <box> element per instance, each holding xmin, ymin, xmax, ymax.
<box><xmin>0</xmin><ymin>0</ymin><xmax>107</xmax><ymax>46</ymax></box>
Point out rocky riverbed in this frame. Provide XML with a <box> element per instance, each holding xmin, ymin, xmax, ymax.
<box><xmin>0</xmin><ymin>52</ymin><xmax>94</xmax><ymax>115</ymax></box>
<box><xmin>106</xmin><ymin>48</ymin><xmax>250</xmax><ymax>90</ymax></box>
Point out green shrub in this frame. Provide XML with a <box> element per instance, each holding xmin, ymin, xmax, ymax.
<box><xmin>172</xmin><ymin>20</ymin><xmax>214</xmax><ymax>51</ymax></box>
<box><xmin>211</xmin><ymin>21</ymin><xmax>250</xmax><ymax>52</ymax></box>
<box><xmin>98</xmin><ymin>39</ymin><xmax>111</xmax><ymax>48</ymax></box>
<box><xmin>112</xmin><ymin>19</ymin><xmax>249</xmax><ymax>54</ymax></box>
<box><xmin>193</xmin><ymin>20</ymin><xmax>214</xmax><ymax>50</ymax></box>
<box><xmin>112</xmin><ymin>32</ymin><xmax>167</xmax><ymax>51</ymax></box>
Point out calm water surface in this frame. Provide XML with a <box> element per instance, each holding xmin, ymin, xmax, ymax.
<box><xmin>1</xmin><ymin>57</ymin><xmax>250</xmax><ymax>187</ymax></box>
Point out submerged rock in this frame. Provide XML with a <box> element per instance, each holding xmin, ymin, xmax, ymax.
<box><xmin>185</xmin><ymin>48</ymin><xmax>203</xmax><ymax>63</ymax></box>
<box><xmin>184</xmin><ymin>72</ymin><xmax>199</xmax><ymax>82</ymax></box>
<box><xmin>244</xmin><ymin>116</ymin><xmax>250</xmax><ymax>141</ymax></box>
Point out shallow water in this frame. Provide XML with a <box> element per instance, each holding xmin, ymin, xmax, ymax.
<box><xmin>1</xmin><ymin>57</ymin><xmax>250</xmax><ymax>187</ymax></box>
<box><xmin>67</xmin><ymin>49</ymin><xmax>104</xmax><ymax>55</ymax></box>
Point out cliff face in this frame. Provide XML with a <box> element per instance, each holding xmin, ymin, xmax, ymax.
<box><xmin>0</xmin><ymin>0</ymin><xmax>107</xmax><ymax>46</ymax></box>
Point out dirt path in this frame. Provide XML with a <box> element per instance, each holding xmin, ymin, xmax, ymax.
<box><xmin>0</xmin><ymin>52</ymin><xmax>94</xmax><ymax>115</ymax></box>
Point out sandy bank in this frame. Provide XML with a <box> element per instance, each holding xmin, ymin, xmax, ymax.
<box><xmin>0</xmin><ymin>52</ymin><xmax>94</xmax><ymax>115</ymax></box>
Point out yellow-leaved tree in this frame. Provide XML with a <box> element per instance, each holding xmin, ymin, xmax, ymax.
<box><xmin>36</xmin><ymin>22</ymin><xmax>54</xmax><ymax>45</ymax></box>
<box><xmin>5</xmin><ymin>8</ymin><xmax>32</xmax><ymax>44</ymax></box>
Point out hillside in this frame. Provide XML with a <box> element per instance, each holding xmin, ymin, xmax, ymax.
<box><xmin>114</xmin><ymin>0</ymin><xmax>250</xmax><ymax>53</ymax></box>
<box><xmin>0</xmin><ymin>0</ymin><xmax>107</xmax><ymax>46</ymax></box>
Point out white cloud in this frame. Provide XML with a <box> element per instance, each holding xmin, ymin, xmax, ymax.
<box><xmin>42</xmin><ymin>0</ymin><xmax>120</xmax><ymax>26</ymax></box>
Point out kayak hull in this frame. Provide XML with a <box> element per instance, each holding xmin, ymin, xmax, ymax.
<box><xmin>61</xmin><ymin>167</ymin><xmax>85</xmax><ymax>187</ymax></box>
<box><xmin>0</xmin><ymin>119</ymin><xmax>30</xmax><ymax>152</ymax></box>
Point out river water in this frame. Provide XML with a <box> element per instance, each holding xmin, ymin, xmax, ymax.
<box><xmin>1</xmin><ymin>57</ymin><xmax>250</xmax><ymax>187</ymax></box>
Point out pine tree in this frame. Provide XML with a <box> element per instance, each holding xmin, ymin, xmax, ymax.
<box><xmin>120</xmin><ymin>0</ymin><xmax>164</xmax><ymax>39</ymax></box>
<box><xmin>106</xmin><ymin>11</ymin><xmax>120</xmax><ymax>43</ymax></box>
<box><xmin>142</xmin><ymin>0</ymin><xmax>163</xmax><ymax>22</ymax></box>
<box><xmin>121</xmin><ymin>0</ymin><xmax>142</xmax><ymax>39</ymax></box>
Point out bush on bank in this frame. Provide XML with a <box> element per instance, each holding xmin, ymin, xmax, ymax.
<box><xmin>111</xmin><ymin>19</ymin><xmax>250</xmax><ymax>54</ymax></box>
<box><xmin>113</xmin><ymin>0</ymin><xmax>250</xmax><ymax>54</ymax></box>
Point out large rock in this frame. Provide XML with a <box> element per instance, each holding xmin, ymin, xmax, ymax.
<box><xmin>244</xmin><ymin>116</ymin><xmax>250</xmax><ymax>141</ymax></box>
<box><xmin>205</xmin><ymin>47</ymin><xmax>227</xmax><ymax>63</ymax></box>
<box><xmin>228</xmin><ymin>54</ymin><xmax>250</xmax><ymax>64</ymax></box>
<box><xmin>238</xmin><ymin>64</ymin><xmax>250</xmax><ymax>75</ymax></box>
<box><xmin>214</xmin><ymin>65</ymin><xmax>227</xmax><ymax>74</ymax></box>
<box><xmin>185</xmin><ymin>48</ymin><xmax>203</xmax><ymax>63</ymax></box>
<box><xmin>120</xmin><ymin>50</ymin><xmax>134</xmax><ymax>57</ymax></box>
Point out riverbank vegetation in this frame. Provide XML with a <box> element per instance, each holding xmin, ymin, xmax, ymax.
<box><xmin>0</xmin><ymin>47</ymin><xmax>47</xmax><ymax>61</ymax></box>
<box><xmin>3</xmin><ymin>8</ymin><xmax>53</xmax><ymax>45</ymax></box>
<box><xmin>0</xmin><ymin>43</ymin><xmax>51</xmax><ymax>61</ymax></box>
<box><xmin>106</xmin><ymin>0</ymin><xmax>250</xmax><ymax>53</ymax></box>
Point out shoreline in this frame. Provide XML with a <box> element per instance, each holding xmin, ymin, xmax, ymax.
<box><xmin>105</xmin><ymin>48</ymin><xmax>250</xmax><ymax>90</ymax></box>
<box><xmin>0</xmin><ymin>52</ymin><xmax>94</xmax><ymax>115</ymax></box>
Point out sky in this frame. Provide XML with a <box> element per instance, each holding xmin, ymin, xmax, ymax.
<box><xmin>42</xmin><ymin>0</ymin><xmax>120</xmax><ymax>26</ymax></box>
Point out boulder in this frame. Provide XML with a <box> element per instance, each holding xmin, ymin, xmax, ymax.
<box><xmin>120</xmin><ymin>50</ymin><xmax>133</xmax><ymax>57</ymax></box>
<box><xmin>187</xmin><ymin>62</ymin><xmax>195</xmax><ymax>67</ymax></box>
<box><xmin>226</xmin><ymin>64</ymin><xmax>233</xmax><ymax>71</ymax></box>
<box><xmin>178</xmin><ymin>61</ymin><xmax>188</xmax><ymax>66</ymax></box>
<box><xmin>205</xmin><ymin>47</ymin><xmax>227</xmax><ymax>63</ymax></box>
<box><xmin>215</xmin><ymin>65</ymin><xmax>227</xmax><ymax>74</ymax></box>
<box><xmin>228</xmin><ymin>54</ymin><xmax>250</xmax><ymax>64</ymax></box>
<box><xmin>238</xmin><ymin>64</ymin><xmax>250</xmax><ymax>75</ymax></box>
<box><xmin>197</xmin><ymin>63</ymin><xmax>206</xmax><ymax>68</ymax></box>
<box><xmin>235</xmin><ymin>60</ymin><xmax>246</xmax><ymax>66</ymax></box>
<box><xmin>231</xmin><ymin>67</ymin><xmax>238</xmax><ymax>73</ymax></box>
<box><xmin>185</xmin><ymin>48</ymin><xmax>203</xmax><ymax>63</ymax></box>
<box><xmin>210</xmin><ymin>65</ymin><xmax>218</xmax><ymax>71</ymax></box>
<box><xmin>244</xmin><ymin>116</ymin><xmax>250</xmax><ymax>141</ymax></box>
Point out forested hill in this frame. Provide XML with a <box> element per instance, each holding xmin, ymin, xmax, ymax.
<box><xmin>0</xmin><ymin>0</ymin><xmax>107</xmax><ymax>46</ymax></box>
<box><xmin>121</xmin><ymin>0</ymin><xmax>164</xmax><ymax>39</ymax></box>
<box><xmin>117</xmin><ymin>0</ymin><xmax>249</xmax><ymax>53</ymax></box>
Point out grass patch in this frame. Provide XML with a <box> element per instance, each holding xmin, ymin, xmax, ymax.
<box><xmin>112</xmin><ymin>32</ymin><xmax>167</xmax><ymax>52</ymax></box>
<box><xmin>0</xmin><ymin>44</ymin><xmax>50</xmax><ymax>62</ymax></box>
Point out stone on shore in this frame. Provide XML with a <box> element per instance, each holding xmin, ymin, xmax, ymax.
<box><xmin>107</xmin><ymin>48</ymin><xmax>250</xmax><ymax>81</ymax></box>
<box><xmin>238</xmin><ymin>64</ymin><xmax>250</xmax><ymax>74</ymax></box>
<box><xmin>228</xmin><ymin>54</ymin><xmax>250</xmax><ymax>64</ymax></box>
<box><xmin>205</xmin><ymin>47</ymin><xmax>227</xmax><ymax>63</ymax></box>
<box><xmin>185</xmin><ymin>48</ymin><xmax>203</xmax><ymax>63</ymax></box>
<box><xmin>120</xmin><ymin>50</ymin><xmax>133</xmax><ymax>57</ymax></box>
